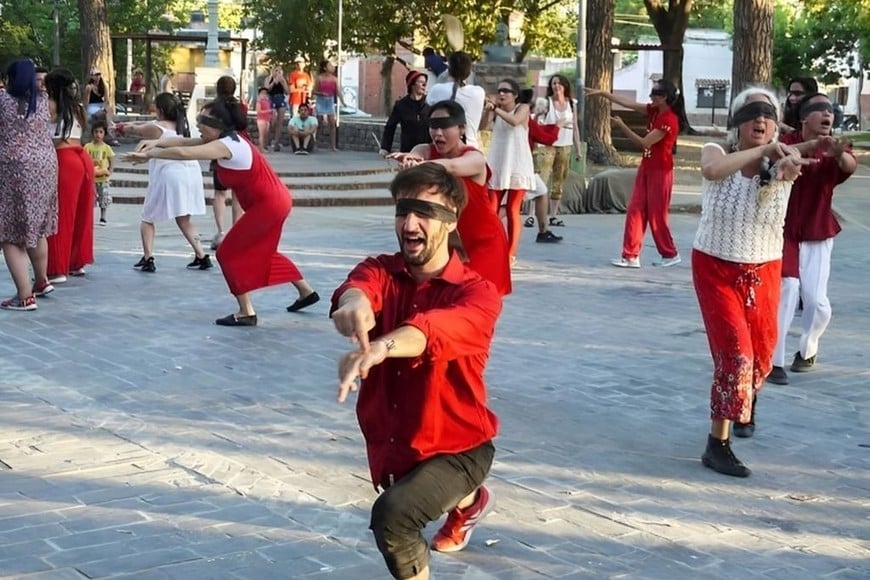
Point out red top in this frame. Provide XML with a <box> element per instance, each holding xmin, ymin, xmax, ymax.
<box><xmin>779</xmin><ymin>131</ymin><xmax>854</xmax><ymax>241</ymax></box>
<box><xmin>429</xmin><ymin>145</ymin><xmax>512</xmax><ymax>296</ymax></box>
<box><xmin>289</xmin><ymin>70</ymin><xmax>312</xmax><ymax>106</ymax></box>
<box><xmin>331</xmin><ymin>253</ymin><xmax>502</xmax><ymax>489</ymax></box>
<box><xmin>641</xmin><ymin>104</ymin><xmax>678</xmax><ymax>169</ymax></box>
<box><xmin>528</xmin><ymin>118</ymin><xmax>560</xmax><ymax>148</ymax></box>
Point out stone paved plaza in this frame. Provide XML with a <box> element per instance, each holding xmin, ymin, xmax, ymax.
<box><xmin>0</xmin><ymin>191</ymin><xmax>868</xmax><ymax>578</ymax></box>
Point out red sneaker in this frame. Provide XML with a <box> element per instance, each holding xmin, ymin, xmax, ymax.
<box><xmin>431</xmin><ymin>485</ymin><xmax>494</xmax><ymax>553</ymax></box>
<box><xmin>33</xmin><ymin>280</ymin><xmax>55</xmax><ymax>297</ymax></box>
<box><xmin>1</xmin><ymin>294</ymin><xmax>37</xmax><ymax>311</ymax></box>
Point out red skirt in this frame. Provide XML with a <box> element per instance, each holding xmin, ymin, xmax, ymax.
<box><xmin>215</xmin><ymin>187</ymin><xmax>302</xmax><ymax>295</ymax></box>
<box><xmin>692</xmin><ymin>250</ymin><xmax>781</xmax><ymax>423</ymax></box>
<box><xmin>47</xmin><ymin>146</ymin><xmax>94</xmax><ymax>276</ymax></box>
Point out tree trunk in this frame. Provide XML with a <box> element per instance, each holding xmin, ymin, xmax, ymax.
<box><xmin>644</xmin><ymin>0</ymin><xmax>694</xmax><ymax>133</ymax></box>
<box><xmin>585</xmin><ymin>0</ymin><xmax>619</xmax><ymax>165</ymax></box>
<box><xmin>381</xmin><ymin>56</ymin><xmax>395</xmax><ymax>118</ymax></box>
<box><xmin>78</xmin><ymin>0</ymin><xmax>114</xmax><ymax>112</ymax></box>
<box><xmin>731</xmin><ymin>0</ymin><xmax>774</xmax><ymax>97</ymax></box>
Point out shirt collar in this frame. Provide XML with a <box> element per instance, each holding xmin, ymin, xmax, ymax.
<box><xmin>386</xmin><ymin>252</ymin><xmax>466</xmax><ymax>285</ymax></box>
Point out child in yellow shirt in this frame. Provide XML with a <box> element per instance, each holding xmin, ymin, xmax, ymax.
<box><xmin>85</xmin><ymin>120</ymin><xmax>115</xmax><ymax>224</ymax></box>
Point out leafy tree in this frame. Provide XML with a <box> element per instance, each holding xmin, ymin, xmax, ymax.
<box><xmin>79</xmin><ymin>0</ymin><xmax>115</xmax><ymax>107</ymax></box>
<box><xmin>0</xmin><ymin>0</ymin><xmax>80</xmax><ymax>69</ymax></box>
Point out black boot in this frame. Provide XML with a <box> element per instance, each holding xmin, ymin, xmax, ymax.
<box><xmin>702</xmin><ymin>435</ymin><xmax>751</xmax><ymax>477</ymax></box>
<box><xmin>734</xmin><ymin>395</ymin><xmax>757</xmax><ymax>438</ymax></box>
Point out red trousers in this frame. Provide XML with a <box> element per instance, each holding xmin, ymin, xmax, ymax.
<box><xmin>47</xmin><ymin>146</ymin><xmax>94</xmax><ymax>276</ymax></box>
<box><xmin>490</xmin><ymin>189</ymin><xmax>525</xmax><ymax>258</ymax></box>
<box><xmin>621</xmin><ymin>165</ymin><xmax>677</xmax><ymax>260</ymax></box>
<box><xmin>692</xmin><ymin>250</ymin><xmax>781</xmax><ymax>423</ymax></box>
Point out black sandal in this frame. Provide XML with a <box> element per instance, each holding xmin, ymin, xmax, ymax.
<box><xmin>524</xmin><ymin>216</ymin><xmax>535</xmax><ymax>228</ymax></box>
<box><xmin>549</xmin><ymin>217</ymin><xmax>565</xmax><ymax>227</ymax></box>
<box><xmin>215</xmin><ymin>313</ymin><xmax>258</xmax><ymax>326</ymax></box>
<box><xmin>287</xmin><ymin>291</ymin><xmax>320</xmax><ymax>312</ymax></box>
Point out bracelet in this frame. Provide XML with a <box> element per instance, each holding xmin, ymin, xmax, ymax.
<box><xmin>377</xmin><ymin>338</ymin><xmax>396</xmax><ymax>353</ymax></box>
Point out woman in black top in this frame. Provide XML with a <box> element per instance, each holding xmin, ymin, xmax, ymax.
<box><xmin>84</xmin><ymin>68</ymin><xmax>107</xmax><ymax>118</ymax></box>
<box><xmin>265</xmin><ymin>65</ymin><xmax>289</xmax><ymax>151</ymax></box>
<box><xmin>379</xmin><ymin>70</ymin><xmax>430</xmax><ymax>155</ymax></box>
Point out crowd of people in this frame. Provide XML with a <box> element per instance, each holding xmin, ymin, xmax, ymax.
<box><xmin>0</xmin><ymin>51</ymin><xmax>858</xmax><ymax>580</ymax></box>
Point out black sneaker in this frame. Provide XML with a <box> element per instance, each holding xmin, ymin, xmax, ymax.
<box><xmin>701</xmin><ymin>435</ymin><xmax>751</xmax><ymax>477</ymax></box>
<box><xmin>99</xmin><ymin>218</ymin><xmax>107</xmax><ymax>226</ymax></box>
<box><xmin>140</xmin><ymin>257</ymin><xmax>156</xmax><ymax>273</ymax></box>
<box><xmin>187</xmin><ymin>255</ymin><xmax>214</xmax><ymax>270</ymax></box>
<box><xmin>790</xmin><ymin>351</ymin><xmax>816</xmax><ymax>373</ymax></box>
<box><xmin>133</xmin><ymin>256</ymin><xmax>146</xmax><ymax>269</ymax></box>
<box><xmin>766</xmin><ymin>366</ymin><xmax>789</xmax><ymax>385</ymax></box>
<box><xmin>536</xmin><ymin>230</ymin><xmax>563</xmax><ymax>243</ymax></box>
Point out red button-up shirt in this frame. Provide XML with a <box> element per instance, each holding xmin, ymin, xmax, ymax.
<box><xmin>331</xmin><ymin>252</ymin><xmax>501</xmax><ymax>489</ymax></box>
<box><xmin>641</xmin><ymin>104</ymin><xmax>678</xmax><ymax>169</ymax></box>
<box><xmin>779</xmin><ymin>131</ymin><xmax>854</xmax><ymax>241</ymax></box>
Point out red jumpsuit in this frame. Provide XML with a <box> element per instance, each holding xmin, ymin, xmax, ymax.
<box><xmin>47</xmin><ymin>146</ymin><xmax>94</xmax><ymax>277</ymax></box>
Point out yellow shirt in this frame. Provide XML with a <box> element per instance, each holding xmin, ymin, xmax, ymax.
<box><xmin>84</xmin><ymin>141</ymin><xmax>115</xmax><ymax>184</ymax></box>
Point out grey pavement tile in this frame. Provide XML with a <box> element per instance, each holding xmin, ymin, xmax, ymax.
<box><xmin>16</xmin><ymin>569</ymin><xmax>89</xmax><ymax>580</ymax></box>
<box><xmin>0</xmin><ymin>556</ymin><xmax>56</xmax><ymax>576</ymax></box>
<box><xmin>2</xmin><ymin>204</ymin><xmax>869</xmax><ymax>578</ymax></box>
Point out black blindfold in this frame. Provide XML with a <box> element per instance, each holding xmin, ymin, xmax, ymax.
<box><xmin>800</xmin><ymin>102</ymin><xmax>834</xmax><ymax>119</ymax></box>
<box><xmin>428</xmin><ymin>116</ymin><xmax>463</xmax><ymax>130</ymax></box>
<box><xmin>395</xmin><ymin>198</ymin><xmax>458</xmax><ymax>223</ymax></box>
<box><xmin>730</xmin><ymin>101</ymin><xmax>778</xmax><ymax>127</ymax></box>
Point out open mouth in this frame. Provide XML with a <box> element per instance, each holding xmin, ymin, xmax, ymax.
<box><xmin>403</xmin><ymin>235</ymin><xmax>425</xmax><ymax>253</ymax></box>
<box><xmin>751</xmin><ymin>125</ymin><xmax>767</xmax><ymax>138</ymax></box>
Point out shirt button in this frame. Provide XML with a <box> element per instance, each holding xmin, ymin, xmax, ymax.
<box><xmin>396</xmin><ymin>370</ymin><xmax>401</xmax><ymax>376</ymax></box>
<box><xmin>392</xmin><ymin>404</ymin><xmax>398</xmax><ymax>410</ymax></box>
<box><xmin>389</xmin><ymin>437</ymin><xmax>395</xmax><ymax>443</ymax></box>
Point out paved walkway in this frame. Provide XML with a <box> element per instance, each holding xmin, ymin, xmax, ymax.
<box><xmin>0</xmin><ymin>197</ymin><xmax>868</xmax><ymax>578</ymax></box>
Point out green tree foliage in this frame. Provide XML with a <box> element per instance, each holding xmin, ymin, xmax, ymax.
<box><xmin>772</xmin><ymin>0</ymin><xmax>870</xmax><ymax>87</ymax></box>
<box><xmin>0</xmin><ymin>0</ymin><xmax>80</xmax><ymax>68</ymax></box>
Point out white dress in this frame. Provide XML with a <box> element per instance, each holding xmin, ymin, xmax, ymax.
<box><xmin>487</xmin><ymin>108</ymin><xmax>535</xmax><ymax>191</ymax></box>
<box><xmin>141</xmin><ymin>124</ymin><xmax>206</xmax><ymax>222</ymax></box>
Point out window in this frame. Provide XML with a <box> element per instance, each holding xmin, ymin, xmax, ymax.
<box><xmin>697</xmin><ymin>86</ymin><xmax>727</xmax><ymax>109</ymax></box>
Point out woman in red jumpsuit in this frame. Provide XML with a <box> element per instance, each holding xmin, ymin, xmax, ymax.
<box><xmin>390</xmin><ymin>100</ymin><xmax>511</xmax><ymax>296</ymax></box>
<box><xmin>125</xmin><ymin>99</ymin><xmax>319</xmax><ymax>326</ymax></box>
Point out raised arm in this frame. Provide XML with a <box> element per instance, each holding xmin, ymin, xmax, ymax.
<box><xmin>586</xmin><ymin>88</ymin><xmax>647</xmax><ymax>114</ymax></box>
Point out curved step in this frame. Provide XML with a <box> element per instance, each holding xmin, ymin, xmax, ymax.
<box><xmin>107</xmin><ymin>186</ymin><xmax>393</xmax><ymax>207</ymax></box>
<box><xmin>110</xmin><ymin>173</ymin><xmax>394</xmax><ymax>191</ymax></box>
<box><xmin>112</xmin><ymin>165</ymin><xmax>394</xmax><ymax>179</ymax></box>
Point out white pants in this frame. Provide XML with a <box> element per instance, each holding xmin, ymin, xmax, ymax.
<box><xmin>773</xmin><ymin>238</ymin><xmax>834</xmax><ymax>366</ymax></box>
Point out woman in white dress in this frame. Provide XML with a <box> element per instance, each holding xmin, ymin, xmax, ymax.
<box><xmin>483</xmin><ymin>78</ymin><xmax>535</xmax><ymax>263</ymax></box>
<box><xmin>115</xmin><ymin>93</ymin><xmax>210</xmax><ymax>273</ymax></box>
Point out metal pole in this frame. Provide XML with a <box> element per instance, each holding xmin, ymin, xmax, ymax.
<box><xmin>52</xmin><ymin>0</ymin><xmax>61</xmax><ymax>67</ymax></box>
<box><xmin>336</xmin><ymin>0</ymin><xmax>343</xmax><ymax>128</ymax></box>
<box><xmin>205</xmin><ymin>0</ymin><xmax>220</xmax><ymax>67</ymax></box>
<box><xmin>575</xmin><ymin>0</ymin><xmax>587</xmax><ymax>175</ymax></box>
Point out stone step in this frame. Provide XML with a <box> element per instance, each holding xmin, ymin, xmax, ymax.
<box><xmin>110</xmin><ymin>172</ymin><xmax>395</xmax><ymax>191</ymax></box>
<box><xmin>111</xmin><ymin>164</ymin><xmax>395</xmax><ymax>179</ymax></box>
<box><xmin>107</xmin><ymin>186</ymin><xmax>393</xmax><ymax>207</ymax></box>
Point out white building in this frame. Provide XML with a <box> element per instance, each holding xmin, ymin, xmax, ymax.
<box><xmin>613</xmin><ymin>29</ymin><xmax>732</xmax><ymax>125</ymax></box>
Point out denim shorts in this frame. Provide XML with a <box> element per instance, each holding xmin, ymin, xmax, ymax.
<box><xmin>270</xmin><ymin>94</ymin><xmax>287</xmax><ymax>110</ymax></box>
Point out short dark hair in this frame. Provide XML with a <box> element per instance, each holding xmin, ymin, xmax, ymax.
<box><xmin>91</xmin><ymin>119</ymin><xmax>108</xmax><ymax>133</ymax></box>
<box><xmin>389</xmin><ymin>163</ymin><xmax>467</xmax><ymax>216</ymax></box>
<box><xmin>35</xmin><ymin>66</ymin><xmax>49</xmax><ymax>74</ymax></box>
<box><xmin>447</xmin><ymin>51</ymin><xmax>472</xmax><ymax>82</ymax></box>
<box><xmin>428</xmin><ymin>100</ymin><xmax>466</xmax><ymax>125</ymax></box>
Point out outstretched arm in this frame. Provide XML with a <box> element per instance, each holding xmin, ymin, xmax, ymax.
<box><xmin>586</xmin><ymin>88</ymin><xmax>647</xmax><ymax>114</ymax></box>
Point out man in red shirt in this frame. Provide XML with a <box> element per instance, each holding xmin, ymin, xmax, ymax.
<box><xmin>331</xmin><ymin>163</ymin><xmax>501</xmax><ymax>580</ymax></box>
<box><xmin>766</xmin><ymin>93</ymin><xmax>857</xmax><ymax>387</ymax></box>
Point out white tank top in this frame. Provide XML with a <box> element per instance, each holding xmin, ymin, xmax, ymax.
<box><xmin>53</xmin><ymin>116</ymin><xmax>83</xmax><ymax>141</ymax></box>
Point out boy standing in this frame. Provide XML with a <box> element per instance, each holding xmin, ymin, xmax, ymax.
<box><xmin>85</xmin><ymin>120</ymin><xmax>115</xmax><ymax>225</ymax></box>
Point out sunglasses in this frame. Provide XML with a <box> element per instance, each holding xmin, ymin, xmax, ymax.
<box><xmin>650</xmin><ymin>90</ymin><xmax>667</xmax><ymax>97</ymax></box>
<box><xmin>788</xmin><ymin>90</ymin><xmax>805</xmax><ymax>97</ymax></box>
<box><xmin>497</xmin><ymin>88</ymin><xmax>516</xmax><ymax>95</ymax></box>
